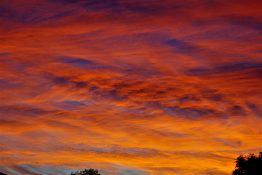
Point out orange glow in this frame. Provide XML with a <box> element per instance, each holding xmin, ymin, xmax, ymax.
<box><xmin>0</xmin><ymin>0</ymin><xmax>262</xmax><ymax>174</ymax></box>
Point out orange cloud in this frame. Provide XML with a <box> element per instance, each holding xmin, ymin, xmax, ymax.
<box><xmin>0</xmin><ymin>0</ymin><xmax>261</xmax><ymax>174</ymax></box>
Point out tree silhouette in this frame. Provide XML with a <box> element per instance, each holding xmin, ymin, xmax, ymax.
<box><xmin>71</xmin><ymin>168</ymin><xmax>101</xmax><ymax>175</ymax></box>
<box><xmin>232</xmin><ymin>152</ymin><xmax>262</xmax><ymax>175</ymax></box>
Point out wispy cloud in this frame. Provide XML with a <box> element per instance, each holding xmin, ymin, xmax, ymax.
<box><xmin>0</xmin><ymin>0</ymin><xmax>261</xmax><ymax>175</ymax></box>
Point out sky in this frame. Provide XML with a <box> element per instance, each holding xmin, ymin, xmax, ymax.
<box><xmin>0</xmin><ymin>0</ymin><xmax>261</xmax><ymax>175</ymax></box>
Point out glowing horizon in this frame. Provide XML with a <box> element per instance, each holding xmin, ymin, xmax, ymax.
<box><xmin>0</xmin><ymin>0</ymin><xmax>261</xmax><ymax>174</ymax></box>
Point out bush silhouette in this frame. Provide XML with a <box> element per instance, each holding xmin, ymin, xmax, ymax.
<box><xmin>71</xmin><ymin>168</ymin><xmax>100</xmax><ymax>175</ymax></box>
<box><xmin>232</xmin><ymin>152</ymin><xmax>262</xmax><ymax>175</ymax></box>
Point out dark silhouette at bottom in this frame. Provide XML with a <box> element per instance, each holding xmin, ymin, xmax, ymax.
<box><xmin>71</xmin><ymin>168</ymin><xmax>101</xmax><ymax>175</ymax></box>
<box><xmin>232</xmin><ymin>152</ymin><xmax>262</xmax><ymax>175</ymax></box>
<box><xmin>1</xmin><ymin>152</ymin><xmax>261</xmax><ymax>175</ymax></box>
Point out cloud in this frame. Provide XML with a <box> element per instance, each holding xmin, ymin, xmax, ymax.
<box><xmin>0</xmin><ymin>105</ymin><xmax>54</xmax><ymax>117</ymax></box>
<box><xmin>0</xmin><ymin>79</ymin><xmax>21</xmax><ymax>89</ymax></box>
<box><xmin>165</xmin><ymin>38</ymin><xmax>201</xmax><ymax>54</ymax></box>
<box><xmin>55</xmin><ymin>55</ymin><xmax>109</xmax><ymax>70</ymax></box>
<box><xmin>220</xmin><ymin>15</ymin><xmax>262</xmax><ymax>30</ymax></box>
<box><xmin>246</xmin><ymin>102</ymin><xmax>262</xmax><ymax>117</ymax></box>
<box><xmin>54</xmin><ymin>100</ymin><xmax>86</xmax><ymax>110</ymax></box>
<box><xmin>0</xmin><ymin>165</ymin><xmax>72</xmax><ymax>175</ymax></box>
<box><xmin>165</xmin><ymin>106</ymin><xmax>215</xmax><ymax>119</ymax></box>
<box><xmin>0</xmin><ymin>0</ymin><xmax>262</xmax><ymax>175</ymax></box>
<box><xmin>186</xmin><ymin>61</ymin><xmax>262</xmax><ymax>76</ymax></box>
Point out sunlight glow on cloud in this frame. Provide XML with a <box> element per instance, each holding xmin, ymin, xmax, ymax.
<box><xmin>0</xmin><ymin>0</ymin><xmax>262</xmax><ymax>174</ymax></box>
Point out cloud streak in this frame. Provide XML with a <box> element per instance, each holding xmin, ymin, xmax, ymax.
<box><xmin>0</xmin><ymin>0</ymin><xmax>262</xmax><ymax>175</ymax></box>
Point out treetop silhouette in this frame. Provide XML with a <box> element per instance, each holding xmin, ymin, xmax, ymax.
<box><xmin>71</xmin><ymin>168</ymin><xmax>101</xmax><ymax>175</ymax></box>
<box><xmin>232</xmin><ymin>152</ymin><xmax>262</xmax><ymax>175</ymax></box>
